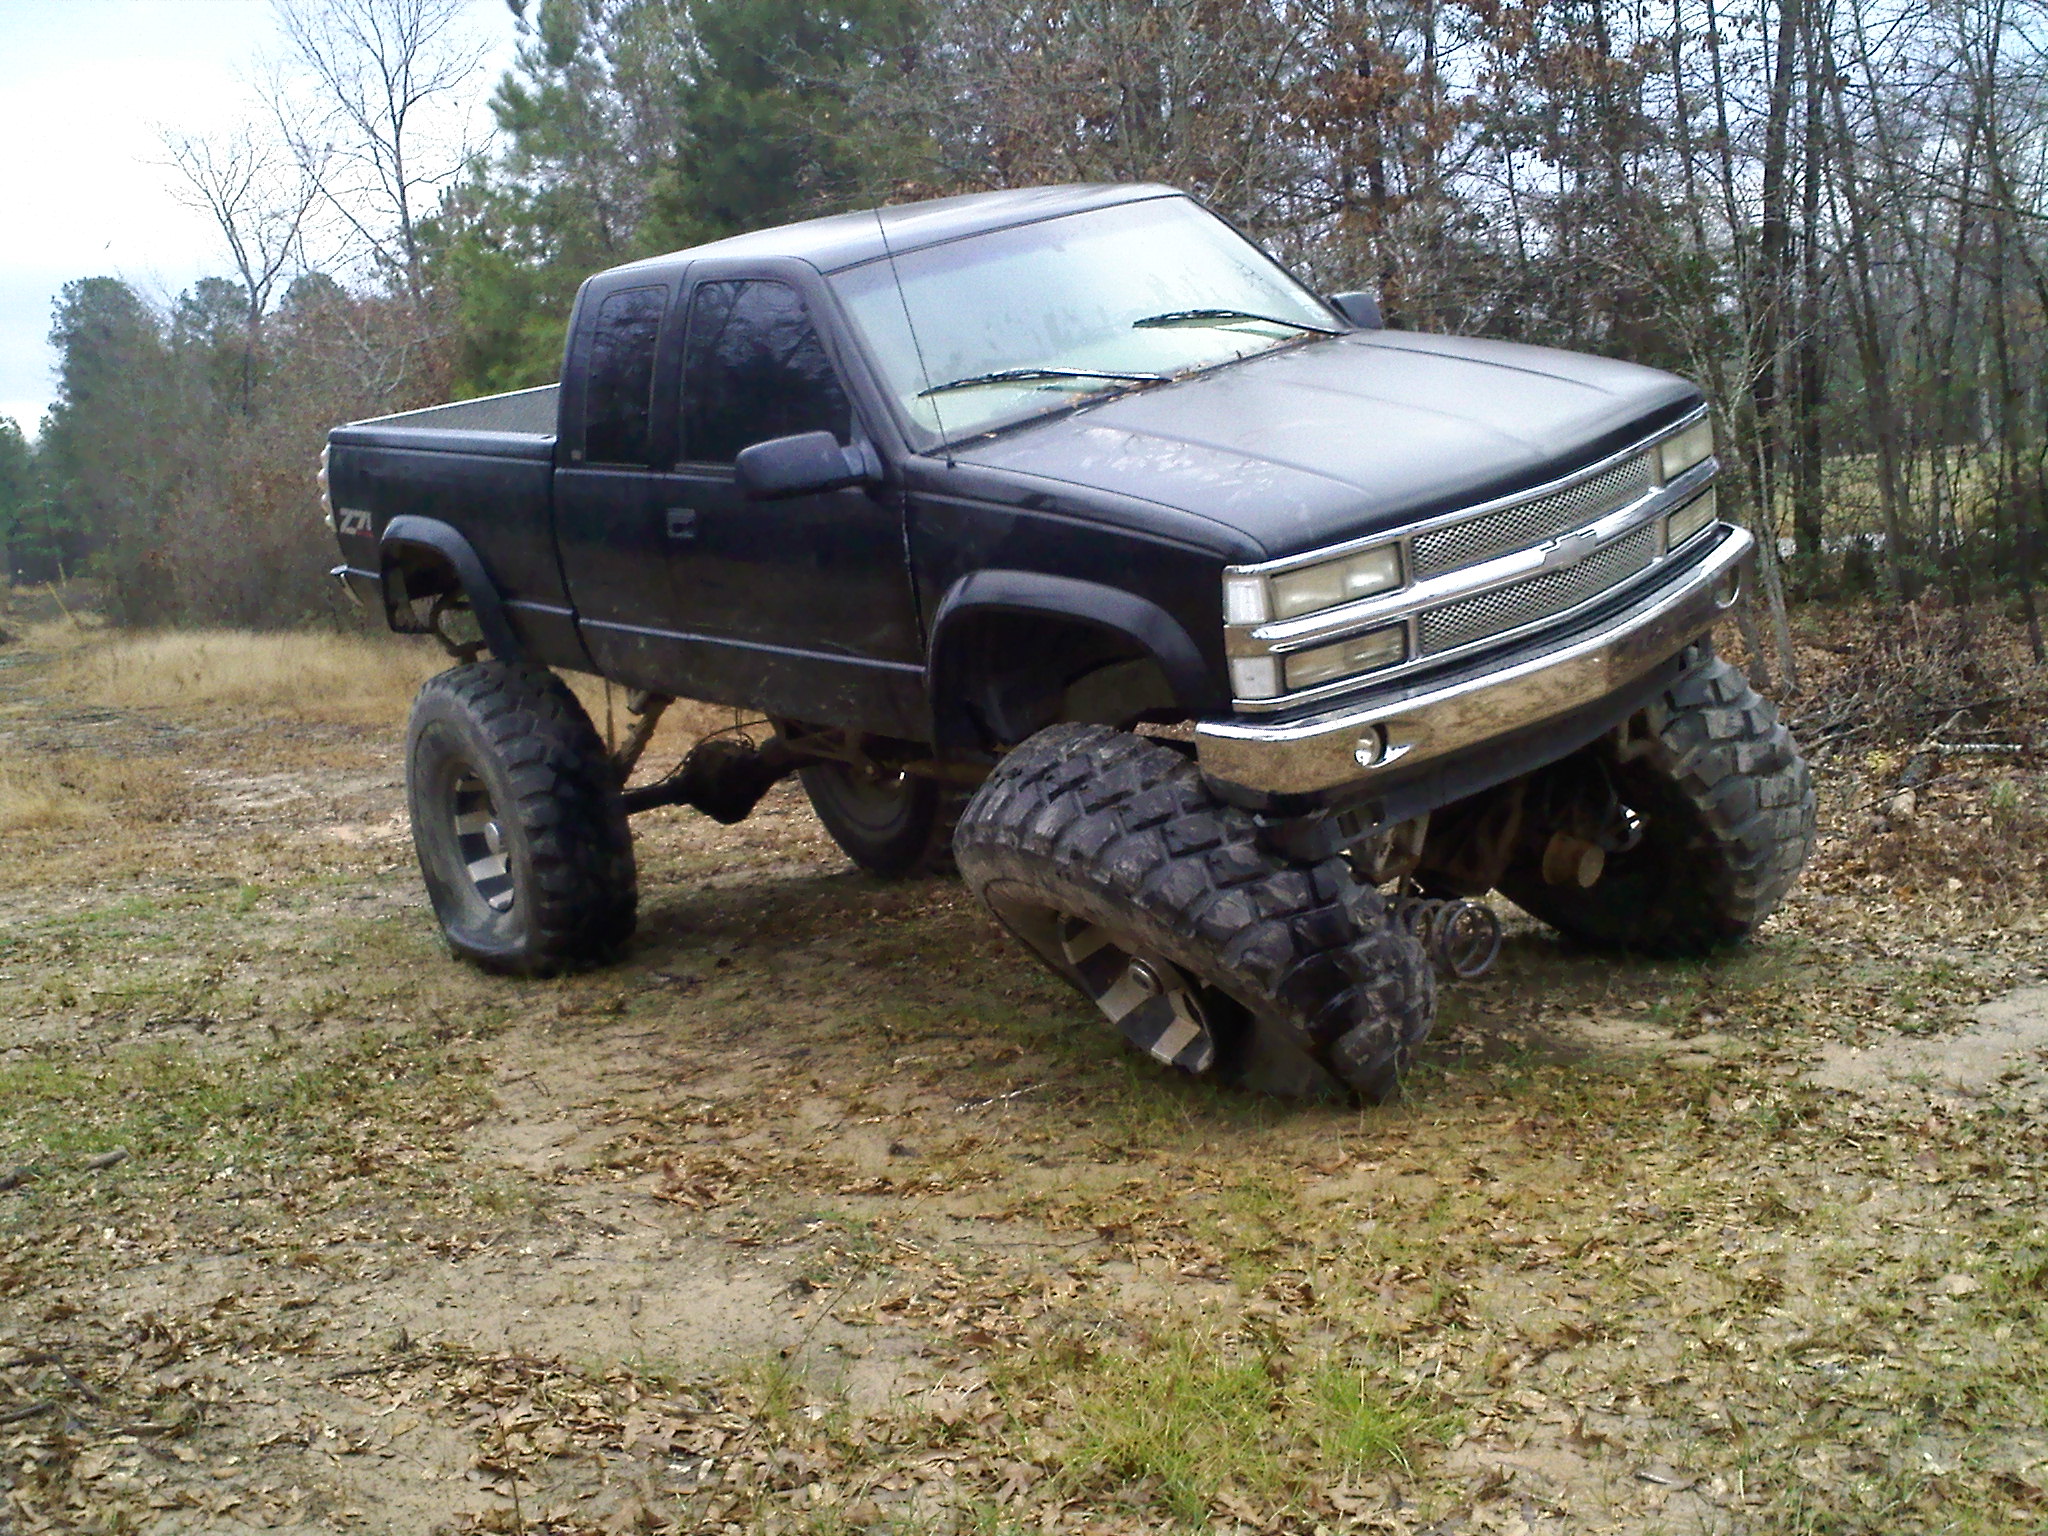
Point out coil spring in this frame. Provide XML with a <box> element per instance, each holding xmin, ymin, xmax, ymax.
<box><xmin>1390</xmin><ymin>893</ymin><xmax>1503</xmax><ymax>980</ymax></box>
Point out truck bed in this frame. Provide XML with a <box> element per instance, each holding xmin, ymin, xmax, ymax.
<box><xmin>327</xmin><ymin>384</ymin><xmax>582</xmax><ymax>668</ymax></box>
<box><xmin>333</xmin><ymin>383</ymin><xmax>559</xmax><ymax>459</ymax></box>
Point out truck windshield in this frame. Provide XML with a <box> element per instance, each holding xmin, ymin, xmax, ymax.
<box><xmin>830</xmin><ymin>197</ymin><xmax>1339</xmax><ymax>446</ymax></box>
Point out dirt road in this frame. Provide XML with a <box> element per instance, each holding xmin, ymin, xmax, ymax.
<box><xmin>4</xmin><ymin>612</ymin><xmax>2047</xmax><ymax>1534</ymax></box>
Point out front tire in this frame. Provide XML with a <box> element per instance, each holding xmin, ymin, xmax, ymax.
<box><xmin>799</xmin><ymin>761</ymin><xmax>964</xmax><ymax>878</ymax></box>
<box><xmin>406</xmin><ymin>662</ymin><xmax>637</xmax><ymax>975</ymax></box>
<box><xmin>953</xmin><ymin>725</ymin><xmax>1435</xmax><ymax>1102</ymax></box>
<box><xmin>1499</xmin><ymin>655</ymin><xmax>1814</xmax><ymax>955</ymax></box>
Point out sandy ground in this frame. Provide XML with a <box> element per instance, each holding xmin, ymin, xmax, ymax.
<box><xmin>5</xmin><ymin>606</ymin><xmax>2048</xmax><ymax>1534</ymax></box>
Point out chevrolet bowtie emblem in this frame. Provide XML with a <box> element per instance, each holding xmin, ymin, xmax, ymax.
<box><xmin>1537</xmin><ymin>527</ymin><xmax>1601</xmax><ymax>570</ymax></box>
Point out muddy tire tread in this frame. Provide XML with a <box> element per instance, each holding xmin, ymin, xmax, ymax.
<box><xmin>1501</xmin><ymin>655</ymin><xmax>1813</xmax><ymax>955</ymax></box>
<box><xmin>408</xmin><ymin>661</ymin><xmax>636</xmax><ymax>974</ymax></box>
<box><xmin>954</xmin><ymin>724</ymin><xmax>1434</xmax><ymax>1100</ymax></box>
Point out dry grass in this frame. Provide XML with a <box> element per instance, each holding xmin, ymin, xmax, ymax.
<box><xmin>0</xmin><ymin>579</ymin><xmax>112</xmax><ymax>653</ymax></box>
<box><xmin>560</xmin><ymin>673</ymin><xmax>764</xmax><ymax>763</ymax></box>
<box><xmin>9</xmin><ymin>613</ymin><xmax>110</xmax><ymax>653</ymax></box>
<box><xmin>0</xmin><ymin>749</ymin><xmax>186</xmax><ymax>835</ymax></box>
<box><xmin>52</xmin><ymin>628</ymin><xmax>446</xmax><ymax>726</ymax></box>
<box><xmin>0</xmin><ymin>759</ymin><xmax>101</xmax><ymax>833</ymax></box>
<box><xmin>36</xmin><ymin>623</ymin><xmax>747</xmax><ymax>756</ymax></box>
<box><xmin>7</xmin><ymin>599</ymin><xmax>2048</xmax><ymax>1533</ymax></box>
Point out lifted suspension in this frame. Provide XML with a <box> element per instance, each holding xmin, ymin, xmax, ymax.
<box><xmin>612</xmin><ymin>710</ymin><xmax>978</xmax><ymax>826</ymax></box>
<box><xmin>621</xmin><ymin>734</ymin><xmax>801</xmax><ymax>823</ymax></box>
<box><xmin>1388</xmin><ymin>890</ymin><xmax>1503</xmax><ymax>980</ymax></box>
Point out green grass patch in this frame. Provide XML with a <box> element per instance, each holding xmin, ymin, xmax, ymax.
<box><xmin>0</xmin><ymin>1024</ymin><xmax>494</xmax><ymax>1191</ymax></box>
<box><xmin>1304</xmin><ymin>1358</ymin><xmax>1456</xmax><ymax>1473</ymax></box>
<box><xmin>1005</xmin><ymin>1320</ymin><xmax>1454</xmax><ymax>1526</ymax></box>
<box><xmin>1048</xmin><ymin>1326</ymin><xmax>1282</xmax><ymax>1521</ymax></box>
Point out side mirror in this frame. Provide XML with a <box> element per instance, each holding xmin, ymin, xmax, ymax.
<box><xmin>733</xmin><ymin>431</ymin><xmax>877</xmax><ymax>501</ymax></box>
<box><xmin>1328</xmin><ymin>291</ymin><xmax>1384</xmax><ymax>330</ymax></box>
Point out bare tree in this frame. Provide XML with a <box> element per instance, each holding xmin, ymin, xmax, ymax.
<box><xmin>270</xmin><ymin>0</ymin><xmax>489</xmax><ymax>300</ymax></box>
<box><xmin>46</xmin><ymin>0</ymin><xmax>2048</xmax><ymax>636</ymax></box>
<box><xmin>160</xmin><ymin>125</ymin><xmax>319</xmax><ymax>410</ymax></box>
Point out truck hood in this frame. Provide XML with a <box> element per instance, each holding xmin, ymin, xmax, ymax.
<box><xmin>946</xmin><ymin>330</ymin><xmax>1703</xmax><ymax>560</ymax></box>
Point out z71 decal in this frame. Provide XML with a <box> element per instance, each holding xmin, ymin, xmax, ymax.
<box><xmin>335</xmin><ymin>507</ymin><xmax>373</xmax><ymax>537</ymax></box>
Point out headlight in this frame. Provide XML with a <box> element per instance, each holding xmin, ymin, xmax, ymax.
<box><xmin>1667</xmin><ymin>489</ymin><xmax>1718</xmax><ymax>549</ymax></box>
<box><xmin>1225</xmin><ymin>544</ymin><xmax>1404</xmax><ymax>628</ymax></box>
<box><xmin>1270</xmin><ymin>545</ymin><xmax>1403</xmax><ymax>620</ymax></box>
<box><xmin>1282</xmin><ymin>625</ymin><xmax>1406</xmax><ymax>692</ymax></box>
<box><xmin>1656</xmin><ymin>418</ymin><xmax>1714</xmax><ymax>483</ymax></box>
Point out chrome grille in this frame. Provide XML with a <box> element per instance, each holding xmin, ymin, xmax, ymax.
<box><xmin>1418</xmin><ymin>524</ymin><xmax>1659</xmax><ymax>654</ymax></box>
<box><xmin>1410</xmin><ymin>455</ymin><xmax>1654</xmax><ymax>579</ymax></box>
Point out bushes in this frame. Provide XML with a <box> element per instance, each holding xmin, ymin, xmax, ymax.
<box><xmin>36</xmin><ymin>275</ymin><xmax>455</xmax><ymax>631</ymax></box>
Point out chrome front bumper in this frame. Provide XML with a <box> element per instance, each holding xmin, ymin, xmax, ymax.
<box><xmin>1195</xmin><ymin>526</ymin><xmax>1752</xmax><ymax>798</ymax></box>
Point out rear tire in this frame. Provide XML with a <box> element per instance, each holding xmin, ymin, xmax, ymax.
<box><xmin>1499</xmin><ymin>655</ymin><xmax>1813</xmax><ymax>955</ymax></box>
<box><xmin>952</xmin><ymin>724</ymin><xmax>1435</xmax><ymax>1101</ymax></box>
<box><xmin>406</xmin><ymin>662</ymin><xmax>636</xmax><ymax>975</ymax></box>
<box><xmin>799</xmin><ymin>761</ymin><xmax>964</xmax><ymax>878</ymax></box>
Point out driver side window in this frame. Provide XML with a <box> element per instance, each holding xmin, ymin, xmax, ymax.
<box><xmin>682</xmin><ymin>279</ymin><xmax>852</xmax><ymax>465</ymax></box>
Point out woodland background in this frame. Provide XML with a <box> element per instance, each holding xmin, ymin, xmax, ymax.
<box><xmin>2</xmin><ymin>0</ymin><xmax>2045</xmax><ymax>693</ymax></box>
<box><xmin>7</xmin><ymin>9</ymin><xmax>2048</xmax><ymax>1526</ymax></box>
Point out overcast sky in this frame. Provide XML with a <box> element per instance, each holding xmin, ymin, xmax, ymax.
<box><xmin>0</xmin><ymin>0</ymin><xmax>518</xmax><ymax>437</ymax></box>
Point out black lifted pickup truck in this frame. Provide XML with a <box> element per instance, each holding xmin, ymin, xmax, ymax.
<box><xmin>325</xmin><ymin>182</ymin><xmax>1813</xmax><ymax>1100</ymax></box>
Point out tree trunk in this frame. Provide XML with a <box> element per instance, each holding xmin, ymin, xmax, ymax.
<box><xmin>1790</xmin><ymin>0</ymin><xmax>1827</xmax><ymax>573</ymax></box>
<box><xmin>1824</xmin><ymin>33</ymin><xmax>1919</xmax><ymax>600</ymax></box>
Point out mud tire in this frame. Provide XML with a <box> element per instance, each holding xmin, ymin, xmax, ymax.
<box><xmin>952</xmin><ymin>724</ymin><xmax>1435</xmax><ymax>1101</ymax></box>
<box><xmin>799</xmin><ymin>762</ymin><xmax>966</xmax><ymax>878</ymax></box>
<box><xmin>1499</xmin><ymin>655</ymin><xmax>1813</xmax><ymax>955</ymax></box>
<box><xmin>406</xmin><ymin>661</ymin><xmax>637</xmax><ymax>975</ymax></box>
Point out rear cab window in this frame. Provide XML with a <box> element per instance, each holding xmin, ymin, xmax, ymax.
<box><xmin>582</xmin><ymin>285</ymin><xmax>668</xmax><ymax>465</ymax></box>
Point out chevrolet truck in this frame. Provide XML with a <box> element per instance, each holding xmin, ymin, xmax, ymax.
<box><xmin>324</xmin><ymin>183</ymin><xmax>1814</xmax><ymax>1101</ymax></box>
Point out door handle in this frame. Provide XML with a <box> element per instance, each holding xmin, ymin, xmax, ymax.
<box><xmin>665</xmin><ymin>506</ymin><xmax>698</xmax><ymax>541</ymax></box>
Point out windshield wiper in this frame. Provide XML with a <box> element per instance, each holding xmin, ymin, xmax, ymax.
<box><xmin>918</xmin><ymin>365</ymin><xmax>1168</xmax><ymax>398</ymax></box>
<box><xmin>1131</xmin><ymin>308</ymin><xmax>1340</xmax><ymax>336</ymax></box>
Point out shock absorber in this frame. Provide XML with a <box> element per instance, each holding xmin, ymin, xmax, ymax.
<box><xmin>1389</xmin><ymin>890</ymin><xmax>1503</xmax><ymax>980</ymax></box>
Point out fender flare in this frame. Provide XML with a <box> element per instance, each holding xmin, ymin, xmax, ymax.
<box><xmin>379</xmin><ymin>515</ymin><xmax>524</xmax><ymax>662</ymax></box>
<box><xmin>927</xmin><ymin>570</ymin><xmax>1217</xmax><ymax>746</ymax></box>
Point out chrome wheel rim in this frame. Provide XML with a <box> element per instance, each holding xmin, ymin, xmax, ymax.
<box><xmin>451</xmin><ymin>771</ymin><xmax>514</xmax><ymax>913</ymax></box>
<box><xmin>1055</xmin><ymin>914</ymin><xmax>1216</xmax><ymax>1073</ymax></box>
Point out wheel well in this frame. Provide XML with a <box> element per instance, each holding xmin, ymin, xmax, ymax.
<box><xmin>382</xmin><ymin>543</ymin><xmax>459</xmax><ymax>620</ymax></box>
<box><xmin>376</xmin><ymin>517</ymin><xmax>525</xmax><ymax>661</ymax></box>
<box><xmin>931</xmin><ymin>611</ymin><xmax>1184</xmax><ymax>751</ymax></box>
<box><xmin>379</xmin><ymin>542</ymin><xmax>495</xmax><ymax>658</ymax></box>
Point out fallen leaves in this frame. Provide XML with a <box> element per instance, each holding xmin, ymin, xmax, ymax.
<box><xmin>8</xmin><ymin>605</ymin><xmax>2048</xmax><ymax>1532</ymax></box>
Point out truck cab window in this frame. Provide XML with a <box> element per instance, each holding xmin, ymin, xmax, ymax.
<box><xmin>683</xmin><ymin>280</ymin><xmax>851</xmax><ymax>465</ymax></box>
<box><xmin>583</xmin><ymin>285</ymin><xmax>667</xmax><ymax>465</ymax></box>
